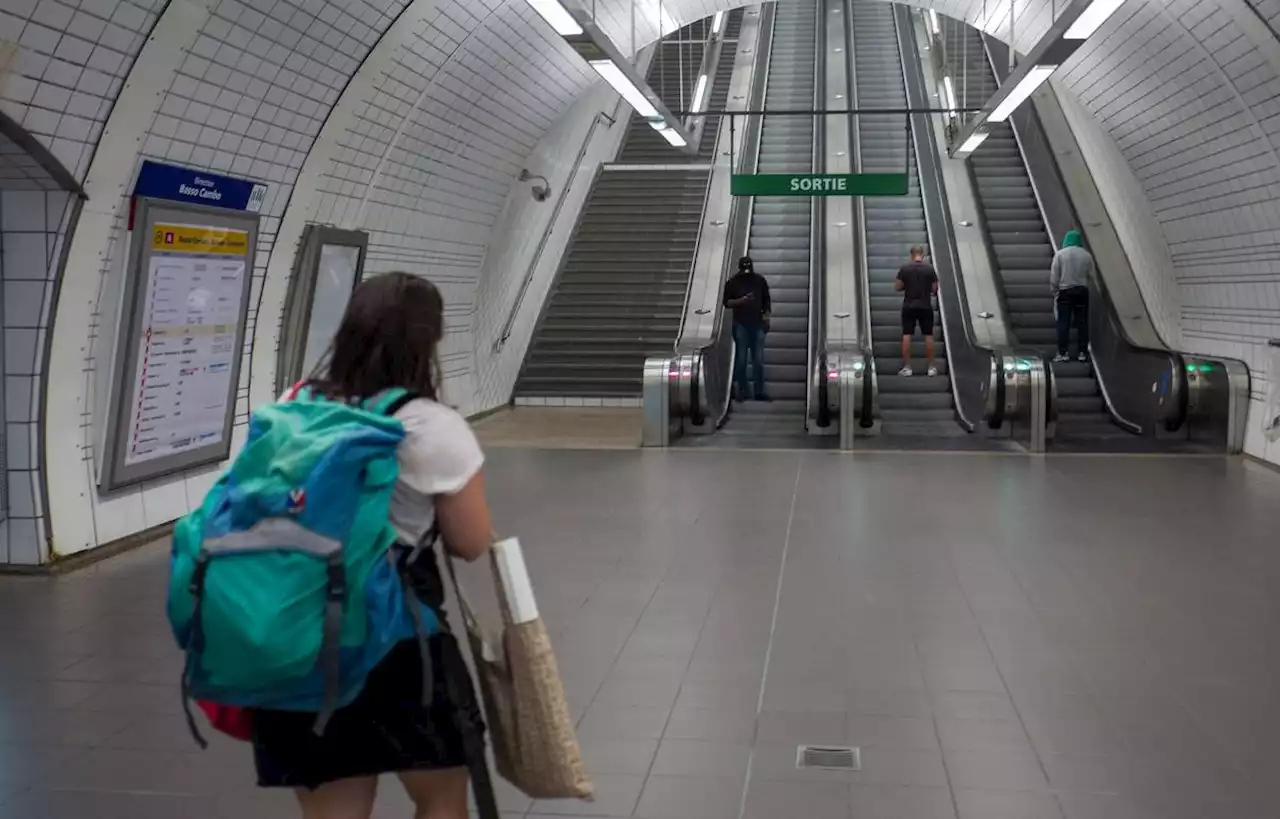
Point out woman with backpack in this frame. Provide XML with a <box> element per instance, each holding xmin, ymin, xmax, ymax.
<box><xmin>247</xmin><ymin>272</ymin><xmax>495</xmax><ymax>818</ymax></box>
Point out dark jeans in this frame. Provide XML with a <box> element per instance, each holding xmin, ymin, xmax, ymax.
<box><xmin>1056</xmin><ymin>286</ymin><xmax>1089</xmax><ymax>355</ymax></box>
<box><xmin>732</xmin><ymin>323</ymin><xmax>766</xmax><ymax>398</ymax></box>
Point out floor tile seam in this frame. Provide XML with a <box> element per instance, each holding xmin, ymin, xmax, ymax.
<box><xmin>934</xmin><ymin>536</ymin><xmax>1068</xmax><ymax>819</ymax></box>
<box><xmin>735</xmin><ymin>459</ymin><xmax>804</xmax><ymax>819</ymax></box>
<box><xmin>631</xmin><ymin>524</ymin><xmax>754</xmax><ymax>802</ymax></box>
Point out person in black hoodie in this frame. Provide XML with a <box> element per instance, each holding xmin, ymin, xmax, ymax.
<box><xmin>723</xmin><ymin>256</ymin><xmax>772</xmax><ymax>401</ymax></box>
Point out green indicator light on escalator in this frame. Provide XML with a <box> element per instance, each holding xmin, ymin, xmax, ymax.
<box><xmin>1186</xmin><ymin>364</ymin><xmax>1197</xmax><ymax>372</ymax></box>
<box><xmin>1200</xmin><ymin>364</ymin><xmax>1214</xmax><ymax>373</ymax></box>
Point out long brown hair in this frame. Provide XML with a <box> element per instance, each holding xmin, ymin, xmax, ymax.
<box><xmin>308</xmin><ymin>271</ymin><xmax>444</xmax><ymax>401</ymax></box>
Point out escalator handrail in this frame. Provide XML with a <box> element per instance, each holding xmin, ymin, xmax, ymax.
<box><xmin>708</xmin><ymin>3</ymin><xmax>773</xmax><ymax>431</ymax></box>
<box><xmin>673</xmin><ymin>30</ymin><xmax>731</xmax><ymax>356</ymax></box>
<box><xmin>807</xmin><ymin>0</ymin><xmax>827</xmax><ymax>427</ymax></box>
<box><xmin>897</xmin><ymin>7</ymin><xmax>998</xmax><ymax>433</ymax></box>
<box><xmin>980</xmin><ymin>34</ymin><xmax>1168</xmax><ymax>437</ymax></box>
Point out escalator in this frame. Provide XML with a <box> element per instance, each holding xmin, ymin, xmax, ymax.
<box><xmin>941</xmin><ymin>18</ymin><xmax>1116</xmax><ymax>444</ymax></box>
<box><xmin>852</xmin><ymin>0</ymin><xmax>963</xmax><ymax>440</ymax></box>
<box><xmin>514</xmin><ymin>17</ymin><xmax>736</xmax><ymax>402</ymax></box>
<box><xmin>717</xmin><ymin>0</ymin><xmax>817</xmax><ymax>441</ymax></box>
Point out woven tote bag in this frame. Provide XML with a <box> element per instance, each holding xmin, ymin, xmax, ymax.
<box><xmin>447</xmin><ymin>539</ymin><xmax>593</xmax><ymax>801</ymax></box>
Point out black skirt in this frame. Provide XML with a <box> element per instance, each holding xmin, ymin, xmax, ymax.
<box><xmin>251</xmin><ymin>634</ymin><xmax>476</xmax><ymax>789</ymax></box>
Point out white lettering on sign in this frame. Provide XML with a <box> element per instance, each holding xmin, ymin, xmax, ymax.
<box><xmin>178</xmin><ymin>183</ymin><xmax>224</xmax><ymax>202</ymax></box>
<box><xmin>788</xmin><ymin>176</ymin><xmax>850</xmax><ymax>192</ymax></box>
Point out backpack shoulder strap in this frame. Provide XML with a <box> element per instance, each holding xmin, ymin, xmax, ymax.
<box><xmin>364</xmin><ymin>388</ymin><xmax>419</xmax><ymax>417</ymax></box>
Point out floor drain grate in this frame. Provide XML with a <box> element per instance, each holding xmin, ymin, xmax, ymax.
<box><xmin>795</xmin><ymin>744</ymin><xmax>861</xmax><ymax>770</ymax></box>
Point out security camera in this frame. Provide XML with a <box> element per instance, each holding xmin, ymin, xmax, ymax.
<box><xmin>519</xmin><ymin>169</ymin><xmax>552</xmax><ymax>203</ymax></box>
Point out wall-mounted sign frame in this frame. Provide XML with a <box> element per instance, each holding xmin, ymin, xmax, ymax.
<box><xmin>275</xmin><ymin>226</ymin><xmax>368</xmax><ymax>394</ymax></box>
<box><xmin>99</xmin><ymin>161</ymin><xmax>265</xmax><ymax>492</ymax></box>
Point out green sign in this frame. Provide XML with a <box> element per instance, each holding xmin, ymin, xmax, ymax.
<box><xmin>731</xmin><ymin>172</ymin><xmax>909</xmax><ymax>197</ymax></box>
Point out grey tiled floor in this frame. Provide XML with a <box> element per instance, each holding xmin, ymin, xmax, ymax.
<box><xmin>3</xmin><ymin>450</ymin><xmax>1280</xmax><ymax>818</ymax></box>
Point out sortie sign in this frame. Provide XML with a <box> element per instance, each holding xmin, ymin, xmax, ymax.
<box><xmin>731</xmin><ymin>172</ymin><xmax>909</xmax><ymax>196</ymax></box>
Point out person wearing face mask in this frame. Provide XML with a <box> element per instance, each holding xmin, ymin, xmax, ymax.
<box><xmin>722</xmin><ymin>256</ymin><xmax>772</xmax><ymax>402</ymax></box>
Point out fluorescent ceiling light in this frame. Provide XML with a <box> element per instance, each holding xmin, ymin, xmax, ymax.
<box><xmin>590</xmin><ymin>59</ymin><xmax>658</xmax><ymax>118</ymax></box>
<box><xmin>712</xmin><ymin>11</ymin><xmax>725</xmax><ymax>34</ymax></box>
<box><xmin>989</xmin><ymin>64</ymin><xmax>1057</xmax><ymax>122</ymax></box>
<box><xmin>928</xmin><ymin>9</ymin><xmax>939</xmax><ymax>35</ymax></box>
<box><xmin>650</xmin><ymin>120</ymin><xmax>687</xmax><ymax>147</ymax></box>
<box><xmin>526</xmin><ymin>0</ymin><xmax>582</xmax><ymax>35</ymax></box>
<box><xmin>957</xmin><ymin>131</ymin><xmax>989</xmax><ymax>154</ymax></box>
<box><xmin>1064</xmin><ymin>0</ymin><xmax>1127</xmax><ymax>39</ymax></box>
<box><xmin>943</xmin><ymin>75</ymin><xmax>957</xmax><ymax>116</ymax></box>
<box><xmin>691</xmin><ymin>73</ymin><xmax>709</xmax><ymax>113</ymax></box>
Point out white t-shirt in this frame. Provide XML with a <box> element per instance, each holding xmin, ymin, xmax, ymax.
<box><xmin>279</xmin><ymin>392</ymin><xmax>484</xmax><ymax>544</ymax></box>
<box><xmin>387</xmin><ymin>398</ymin><xmax>485</xmax><ymax>544</ymax></box>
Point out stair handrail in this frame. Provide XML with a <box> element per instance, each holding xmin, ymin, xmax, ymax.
<box><xmin>493</xmin><ymin>44</ymin><xmax>656</xmax><ymax>353</ymax></box>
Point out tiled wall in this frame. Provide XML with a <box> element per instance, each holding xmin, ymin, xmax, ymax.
<box><xmin>14</xmin><ymin>0</ymin><xmax>1280</xmax><ymax>563</ymax></box>
<box><xmin>0</xmin><ymin>188</ymin><xmax>74</xmax><ymax>563</ymax></box>
<box><xmin>0</xmin><ymin>0</ymin><xmax>161</xmax><ymax>563</ymax></box>
<box><xmin>1051</xmin><ymin>79</ymin><xmax>1184</xmax><ymax>349</ymax></box>
<box><xmin>44</xmin><ymin>0</ymin><xmax>411</xmax><ymax>558</ymax></box>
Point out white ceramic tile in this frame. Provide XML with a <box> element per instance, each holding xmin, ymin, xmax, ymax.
<box><xmin>7</xmin><ymin>469</ymin><xmax>36</xmax><ymax>518</ymax></box>
<box><xmin>7</xmin><ymin>517</ymin><xmax>40</xmax><ymax>565</ymax></box>
<box><xmin>3</xmin><ymin>280</ymin><xmax>47</xmax><ymax>328</ymax></box>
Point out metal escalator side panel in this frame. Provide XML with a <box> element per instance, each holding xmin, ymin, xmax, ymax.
<box><xmin>982</xmin><ymin>33</ymin><xmax>1181</xmax><ymax>442</ymax></box>
<box><xmin>894</xmin><ymin>5</ymin><xmax>995</xmax><ymax>434</ymax></box>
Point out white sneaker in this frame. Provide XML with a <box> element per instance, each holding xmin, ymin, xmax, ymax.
<box><xmin>898</xmin><ymin>366</ymin><xmax>913</xmax><ymax>377</ymax></box>
<box><xmin>927</xmin><ymin>366</ymin><xmax>939</xmax><ymax>377</ymax></box>
<box><xmin>1052</xmin><ymin>353</ymin><xmax>1070</xmax><ymax>363</ymax></box>
<box><xmin>1077</xmin><ymin>352</ymin><xmax>1089</xmax><ymax>363</ymax></box>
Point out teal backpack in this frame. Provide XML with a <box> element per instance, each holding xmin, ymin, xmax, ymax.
<box><xmin>167</xmin><ymin>386</ymin><xmax>439</xmax><ymax>742</ymax></box>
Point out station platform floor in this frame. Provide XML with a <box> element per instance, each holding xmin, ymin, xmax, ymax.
<box><xmin>1</xmin><ymin>447</ymin><xmax>1279</xmax><ymax>818</ymax></box>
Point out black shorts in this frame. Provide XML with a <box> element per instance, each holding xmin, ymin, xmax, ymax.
<box><xmin>901</xmin><ymin>306</ymin><xmax>934</xmax><ymax>336</ymax></box>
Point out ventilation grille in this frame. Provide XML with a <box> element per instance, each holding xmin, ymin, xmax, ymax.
<box><xmin>796</xmin><ymin>745</ymin><xmax>861</xmax><ymax>770</ymax></box>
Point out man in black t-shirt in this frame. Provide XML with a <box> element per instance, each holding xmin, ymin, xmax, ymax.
<box><xmin>894</xmin><ymin>245</ymin><xmax>940</xmax><ymax>377</ymax></box>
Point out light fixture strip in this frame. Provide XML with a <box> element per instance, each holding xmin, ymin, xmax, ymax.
<box><xmin>943</xmin><ymin>75</ymin><xmax>958</xmax><ymax>117</ymax></box>
<box><xmin>988</xmin><ymin>64</ymin><xmax>1056</xmax><ymax>122</ymax></box>
<box><xmin>589</xmin><ymin>59</ymin><xmax>659</xmax><ymax>118</ymax></box>
<box><xmin>691</xmin><ymin>73</ymin><xmax>709</xmax><ymax>113</ymax></box>
<box><xmin>957</xmin><ymin>131</ymin><xmax>989</xmax><ymax>154</ymax></box>
<box><xmin>1063</xmin><ymin>0</ymin><xmax>1127</xmax><ymax>39</ymax></box>
<box><xmin>526</xmin><ymin>0</ymin><xmax>583</xmax><ymax>36</ymax></box>
<box><xmin>712</xmin><ymin>11</ymin><xmax>726</xmax><ymax>35</ymax></box>
<box><xmin>650</xmin><ymin>120</ymin><xmax>688</xmax><ymax>147</ymax></box>
<box><xmin>927</xmin><ymin>9</ymin><xmax>940</xmax><ymax>36</ymax></box>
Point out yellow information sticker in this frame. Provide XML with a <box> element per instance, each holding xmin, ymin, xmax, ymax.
<box><xmin>152</xmin><ymin>223</ymin><xmax>249</xmax><ymax>255</ymax></box>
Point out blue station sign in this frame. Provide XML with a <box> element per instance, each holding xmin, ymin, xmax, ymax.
<box><xmin>133</xmin><ymin>160</ymin><xmax>268</xmax><ymax>213</ymax></box>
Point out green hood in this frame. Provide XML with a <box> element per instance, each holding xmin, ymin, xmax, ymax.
<box><xmin>1062</xmin><ymin>230</ymin><xmax>1084</xmax><ymax>249</ymax></box>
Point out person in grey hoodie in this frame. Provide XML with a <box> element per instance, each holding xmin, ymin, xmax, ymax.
<box><xmin>1050</xmin><ymin>230</ymin><xmax>1094</xmax><ymax>363</ymax></box>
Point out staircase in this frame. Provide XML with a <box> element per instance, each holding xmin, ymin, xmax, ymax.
<box><xmin>618</xmin><ymin>9</ymin><xmax>743</xmax><ymax>164</ymax></box>
<box><xmin>515</xmin><ymin>15</ymin><xmax>740</xmax><ymax>402</ymax></box>
<box><xmin>854</xmin><ymin>0</ymin><xmax>960</xmax><ymax>438</ymax></box>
